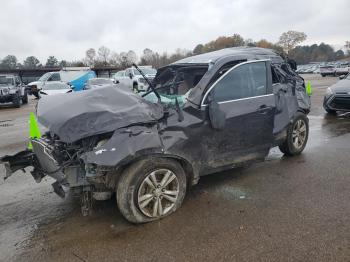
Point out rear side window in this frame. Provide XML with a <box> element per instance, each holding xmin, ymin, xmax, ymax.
<box><xmin>49</xmin><ymin>73</ymin><xmax>61</xmax><ymax>81</ymax></box>
<box><xmin>210</xmin><ymin>61</ymin><xmax>267</xmax><ymax>103</ymax></box>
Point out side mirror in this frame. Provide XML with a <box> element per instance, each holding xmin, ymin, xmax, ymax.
<box><xmin>129</xmin><ymin>73</ymin><xmax>133</xmax><ymax>79</ymax></box>
<box><xmin>339</xmin><ymin>75</ymin><xmax>346</xmax><ymax>80</ymax></box>
<box><xmin>208</xmin><ymin>98</ymin><xmax>226</xmax><ymax>130</ymax></box>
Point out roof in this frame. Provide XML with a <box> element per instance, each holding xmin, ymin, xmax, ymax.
<box><xmin>173</xmin><ymin>47</ymin><xmax>282</xmax><ymax>64</ymax></box>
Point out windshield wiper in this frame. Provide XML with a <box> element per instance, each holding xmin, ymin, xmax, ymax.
<box><xmin>132</xmin><ymin>63</ymin><xmax>161</xmax><ymax>103</ymax></box>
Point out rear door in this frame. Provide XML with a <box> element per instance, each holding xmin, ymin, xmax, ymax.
<box><xmin>201</xmin><ymin>60</ymin><xmax>275</xmax><ymax>169</ymax></box>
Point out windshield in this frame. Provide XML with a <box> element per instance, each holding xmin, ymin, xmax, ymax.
<box><xmin>38</xmin><ymin>72</ymin><xmax>52</xmax><ymax>81</ymax></box>
<box><xmin>42</xmin><ymin>83</ymin><xmax>69</xmax><ymax>90</ymax></box>
<box><xmin>134</xmin><ymin>68</ymin><xmax>156</xmax><ymax>75</ymax></box>
<box><xmin>0</xmin><ymin>76</ymin><xmax>14</xmax><ymax>85</ymax></box>
<box><xmin>141</xmin><ymin>65</ymin><xmax>208</xmax><ymax>107</ymax></box>
<box><xmin>88</xmin><ymin>79</ymin><xmax>111</xmax><ymax>85</ymax></box>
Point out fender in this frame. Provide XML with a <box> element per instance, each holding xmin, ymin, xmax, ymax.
<box><xmin>81</xmin><ymin>125</ymin><xmax>199</xmax><ymax>185</ymax></box>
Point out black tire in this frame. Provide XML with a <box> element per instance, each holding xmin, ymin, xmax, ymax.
<box><xmin>321</xmin><ymin>74</ymin><xmax>326</xmax><ymax>77</ymax></box>
<box><xmin>132</xmin><ymin>83</ymin><xmax>139</xmax><ymax>93</ymax></box>
<box><xmin>324</xmin><ymin>107</ymin><xmax>336</xmax><ymax>114</ymax></box>
<box><xmin>22</xmin><ymin>90</ymin><xmax>28</xmax><ymax>104</ymax></box>
<box><xmin>33</xmin><ymin>92</ymin><xmax>39</xmax><ymax>99</ymax></box>
<box><xmin>279</xmin><ymin>112</ymin><xmax>309</xmax><ymax>156</ymax></box>
<box><xmin>12</xmin><ymin>93</ymin><xmax>21</xmax><ymax>108</ymax></box>
<box><xmin>117</xmin><ymin>157</ymin><xmax>187</xmax><ymax>224</ymax></box>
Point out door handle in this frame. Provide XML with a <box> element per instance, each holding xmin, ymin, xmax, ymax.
<box><xmin>258</xmin><ymin>104</ymin><xmax>271</xmax><ymax>114</ymax></box>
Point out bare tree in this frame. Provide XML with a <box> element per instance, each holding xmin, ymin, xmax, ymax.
<box><xmin>126</xmin><ymin>50</ymin><xmax>137</xmax><ymax>66</ymax></box>
<box><xmin>0</xmin><ymin>55</ymin><xmax>18</xmax><ymax>69</ymax></box>
<box><xmin>345</xmin><ymin>41</ymin><xmax>350</xmax><ymax>55</ymax></box>
<box><xmin>109</xmin><ymin>52</ymin><xmax>121</xmax><ymax>66</ymax></box>
<box><xmin>278</xmin><ymin>30</ymin><xmax>307</xmax><ymax>54</ymax></box>
<box><xmin>23</xmin><ymin>56</ymin><xmax>41</xmax><ymax>68</ymax></box>
<box><xmin>85</xmin><ymin>48</ymin><xmax>96</xmax><ymax>66</ymax></box>
<box><xmin>97</xmin><ymin>46</ymin><xmax>110</xmax><ymax>66</ymax></box>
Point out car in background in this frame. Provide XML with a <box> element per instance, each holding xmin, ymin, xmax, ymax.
<box><xmin>112</xmin><ymin>70</ymin><xmax>125</xmax><ymax>84</ymax></box>
<box><xmin>323</xmin><ymin>73</ymin><xmax>350</xmax><ymax>113</ymax></box>
<box><xmin>335</xmin><ymin>63</ymin><xmax>350</xmax><ymax>76</ymax></box>
<box><xmin>38</xmin><ymin>82</ymin><xmax>73</xmax><ymax>97</ymax></box>
<box><xmin>320</xmin><ymin>65</ymin><xmax>336</xmax><ymax>77</ymax></box>
<box><xmin>0</xmin><ymin>74</ymin><xmax>28</xmax><ymax>108</ymax></box>
<box><xmin>118</xmin><ymin>66</ymin><xmax>157</xmax><ymax>92</ymax></box>
<box><xmin>27</xmin><ymin>67</ymin><xmax>96</xmax><ymax>97</ymax></box>
<box><xmin>84</xmin><ymin>78</ymin><xmax>115</xmax><ymax>90</ymax></box>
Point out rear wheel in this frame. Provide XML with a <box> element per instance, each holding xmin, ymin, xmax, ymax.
<box><xmin>117</xmin><ymin>157</ymin><xmax>187</xmax><ymax>223</ymax></box>
<box><xmin>321</xmin><ymin>74</ymin><xmax>326</xmax><ymax>77</ymax></box>
<box><xmin>22</xmin><ymin>90</ymin><xmax>28</xmax><ymax>104</ymax></box>
<box><xmin>279</xmin><ymin>112</ymin><xmax>309</xmax><ymax>156</ymax></box>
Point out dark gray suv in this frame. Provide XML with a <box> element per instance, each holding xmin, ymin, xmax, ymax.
<box><xmin>1</xmin><ymin>47</ymin><xmax>311</xmax><ymax>223</ymax></box>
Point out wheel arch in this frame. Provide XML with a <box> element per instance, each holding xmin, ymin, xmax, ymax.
<box><xmin>117</xmin><ymin>153</ymin><xmax>198</xmax><ymax>187</ymax></box>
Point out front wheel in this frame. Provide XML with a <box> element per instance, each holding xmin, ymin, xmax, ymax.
<box><xmin>279</xmin><ymin>112</ymin><xmax>309</xmax><ymax>156</ymax></box>
<box><xmin>132</xmin><ymin>83</ymin><xmax>139</xmax><ymax>93</ymax></box>
<box><xmin>117</xmin><ymin>157</ymin><xmax>187</xmax><ymax>223</ymax></box>
<box><xmin>12</xmin><ymin>93</ymin><xmax>21</xmax><ymax>108</ymax></box>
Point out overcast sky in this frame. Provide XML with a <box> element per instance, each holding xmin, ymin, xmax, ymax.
<box><xmin>0</xmin><ymin>0</ymin><xmax>349</xmax><ymax>62</ymax></box>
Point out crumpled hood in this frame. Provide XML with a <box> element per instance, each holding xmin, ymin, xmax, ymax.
<box><xmin>330</xmin><ymin>79</ymin><xmax>350</xmax><ymax>93</ymax></box>
<box><xmin>37</xmin><ymin>85</ymin><xmax>164</xmax><ymax>143</ymax></box>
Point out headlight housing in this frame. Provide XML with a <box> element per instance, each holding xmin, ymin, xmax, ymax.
<box><xmin>326</xmin><ymin>87</ymin><xmax>333</xmax><ymax>96</ymax></box>
<box><xmin>1</xmin><ymin>88</ymin><xmax>9</xmax><ymax>95</ymax></box>
<box><xmin>138</xmin><ymin>78</ymin><xmax>147</xmax><ymax>85</ymax></box>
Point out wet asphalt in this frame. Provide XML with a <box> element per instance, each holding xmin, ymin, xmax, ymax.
<box><xmin>0</xmin><ymin>74</ymin><xmax>349</xmax><ymax>262</ymax></box>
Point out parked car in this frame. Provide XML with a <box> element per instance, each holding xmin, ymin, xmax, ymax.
<box><xmin>27</xmin><ymin>67</ymin><xmax>96</xmax><ymax>97</ymax></box>
<box><xmin>112</xmin><ymin>70</ymin><xmax>125</xmax><ymax>84</ymax></box>
<box><xmin>323</xmin><ymin>73</ymin><xmax>350</xmax><ymax>113</ymax></box>
<box><xmin>38</xmin><ymin>82</ymin><xmax>73</xmax><ymax>97</ymax></box>
<box><xmin>117</xmin><ymin>66</ymin><xmax>156</xmax><ymax>92</ymax></box>
<box><xmin>335</xmin><ymin>63</ymin><xmax>350</xmax><ymax>76</ymax></box>
<box><xmin>1</xmin><ymin>47</ymin><xmax>311</xmax><ymax>223</ymax></box>
<box><xmin>84</xmin><ymin>78</ymin><xmax>115</xmax><ymax>90</ymax></box>
<box><xmin>320</xmin><ymin>65</ymin><xmax>336</xmax><ymax>77</ymax></box>
<box><xmin>0</xmin><ymin>74</ymin><xmax>28</xmax><ymax>108</ymax></box>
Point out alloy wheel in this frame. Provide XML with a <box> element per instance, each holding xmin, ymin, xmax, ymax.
<box><xmin>137</xmin><ymin>169</ymin><xmax>179</xmax><ymax>218</ymax></box>
<box><xmin>292</xmin><ymin>119</ymin><xmax>307</xmax><ymax>149</ymax></box>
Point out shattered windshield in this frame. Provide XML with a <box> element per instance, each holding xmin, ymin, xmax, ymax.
<box><xmin>142</xmin><ymin>65</ymin><xmax>208</xmax><ymax>107</ymax></box>
<box><xmin>0</xmin><ymin>76</ymin><xmax>14</xmax><ymax>85</ymax></box>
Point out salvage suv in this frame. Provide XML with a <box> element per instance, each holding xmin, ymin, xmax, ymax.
<box><xmin>1</xmin><ymin>47</ymin><xmax>311</xmax><ymax>223</ymax></box>
<box><xmin>0</xmin><ymin>75</ymin><xmax>28</xmax><ymax>108</ymax></box>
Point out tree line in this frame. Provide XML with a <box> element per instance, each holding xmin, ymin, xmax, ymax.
<box><xmin>0</xmin><ymin>31</ymin><xmax>349</xmax><ymax>70</ymax></box>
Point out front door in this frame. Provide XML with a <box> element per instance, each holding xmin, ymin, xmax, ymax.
<box><xmin>200</xmin><ymin>60</ymin><xmax>275</xmax><ymax>171</ymax></box>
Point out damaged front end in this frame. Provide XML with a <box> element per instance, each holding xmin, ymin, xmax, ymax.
<box><xmin>1</xmin><ymin>133</ymin><xmax>118</xmax><ymax>215</ymax></box>
<box><xmin>0</xmin><ymin>86</ymin><xmax>166</xmax><ymax>215</ymax></box>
